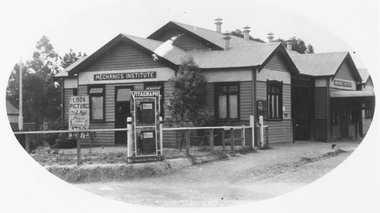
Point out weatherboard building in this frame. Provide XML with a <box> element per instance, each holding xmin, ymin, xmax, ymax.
<box><xmin>55</xmin><ymin>19</ymin><xmax>374</xmax><ymax>147</ymax></box>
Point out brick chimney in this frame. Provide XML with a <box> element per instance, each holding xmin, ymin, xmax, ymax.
<box><xmin>215</xmin><ymin>18</ymin><xmax>223</xmax><ymax>33</ymax></box>
<box><xmin>267</xmin><ymin>32</ymin><xmax>274</xmax><ymax>43</ymax></box>
<box><xmin>242</xmin><ymin>26</ymin><xmax>251</xmax><ymax>40</ymax></box>
<box><xmin>223</xmin><ymin>31</ymin><xmax>231</xmax><ymax>50</ymax></box>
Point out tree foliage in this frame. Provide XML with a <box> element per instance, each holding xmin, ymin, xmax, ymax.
<box><xmin>6</xmin><ymin>36</ymin><xmax>85</xmax><ymax>125</ymax></box>
<box><xmin>230</xmin><ymin>29</ymin><xmax>265</xmax><ymax>43</ymax></box>
<box><xmin>60</xmin><ymin>49</ymin><xmax>86</xmax><ymax>69</ymax></box>
<box><xmin>274</xmin><ymin>36</ymin><xmax>314</xmax><ymax>54</ymax></box>
<box><xmin>166</xmin><ymin>57</ymin><xmax>209</xmax><ymax>127</ymax></box>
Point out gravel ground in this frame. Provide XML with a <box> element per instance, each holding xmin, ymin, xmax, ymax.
<box><xmin>76</xmin><ymin>141</ymin><xmax>359</xmax><ymax>207</ymax></box>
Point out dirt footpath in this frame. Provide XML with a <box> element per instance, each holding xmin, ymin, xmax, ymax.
<box><xmin>75</xmin><ymin>141</ymin><xmax>359</xmax><ymax>207</ymax></box>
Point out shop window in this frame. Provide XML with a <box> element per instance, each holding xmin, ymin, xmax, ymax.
<box><xmin>145</xmin><ymin>82</ymin><xmax>164</xmax><ymax>118</ymax></box>
<box><xmin>365</xmin><ymin>109</ymin><xmax>373</xmax><ymax>119</ymax></box>
<box><xmin>88</xmin><ymin>86</ymin><xmax>105</xmax><ymax>121</ymax></box>
<box><xmin>216</xmin><ymin>84</ymin><xmax>239</xmax><ymax>120</ymax></box>
<box><xmin>267</xmin><ymin>81</ymin><xmax>283</xmax><ymax>120</ymax></box>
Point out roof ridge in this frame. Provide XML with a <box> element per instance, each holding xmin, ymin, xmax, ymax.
<box><xmin>171</xmin><ymin>20</ymin><xmax>262</xmax><ymax>44</ymax></box>
<box><xmin>170</xmin><ymin>20</ymin><xmax>222</xmax><ymax>34</ymax></box>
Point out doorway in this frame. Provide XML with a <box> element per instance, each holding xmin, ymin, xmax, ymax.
<box><xmin>293</xmin><ymin>87</ymin><xmax>312</xmax><ymax>140</ymax></box>
<box><xmin>115</xmin><ymin>87</ymin><xmax>133</xmax><ymax>145</ymax></box>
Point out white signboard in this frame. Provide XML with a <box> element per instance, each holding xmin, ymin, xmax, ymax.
<box><xmin>69</xmin><ymin>96</ymin><xmax>90</xmax><ymax>130</ymax></box>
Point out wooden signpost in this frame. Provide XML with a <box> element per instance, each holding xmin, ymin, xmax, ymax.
<box><xmin>69</xmin><ymin>96</ymin><xmax>90</xmax><ymax>165</ymax></box>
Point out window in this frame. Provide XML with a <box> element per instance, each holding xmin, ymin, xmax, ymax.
<box><xmin>89</xmin><ymin>86</ymin><xmax>105</xmax><ymax>121</ymax></box>
<box><xmin>216</xmin><ymin>84</ymin><xmax>239</xmax><ymax>120</ymax></box>
<box><xmin>267</xmin><ymin>81</ymin><xmax>282</xmax><ymax>119</ymax></box>
<box><xmin>73</xmin><ymin>88</ymin><xmax>78</xmax><ymax>96</ymax></box>
<box><xmin>145</xmin><ymin>82</ymin><xmax>164</xmax><ymax>118</ymax></box>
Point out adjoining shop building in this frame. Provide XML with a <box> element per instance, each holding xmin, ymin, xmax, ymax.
<box><xmin>289</xmin><ymin>50</ymin><xmax>375</xmax><ymax>141</ymax></box>
<box><xmin>54</xmin><ymin>19</ymin><xmax>374</xmax><ymax>147</ymax></box>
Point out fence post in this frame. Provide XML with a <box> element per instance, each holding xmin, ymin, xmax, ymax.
<box><xmin>159</xmin><ymin>117</ymin><xmax>163</xmax><ymax>156</ymax></box>
<box><xmin>25</xmin><ymin>134</ymin><xmax>30</xmax><ymax>153</ymax></box>
<box><xmin>43</xmin><ymin>121</ymin><xmax>48</xmax><ymax>147</ymax></box>
<box><xmin>222</xmin><ymin>129</ymin><xmax>225</xmax><ymax>151</ymax></box>
<box><xmin>241</xmin><ymin>125</ymin><xmax>246</xmax><ymax>147</ymax></box>
<box><xmin>265</xmin><ymin>126</ymin><xmax>269</xmax><ymax>148</ymax></box>
<box><xmin>76</xmin><ymin>132</ymin><xmax>81</xmax><ymax>165</ymax></box>
<box><xmin>185</xmin><ymin>130</ymin><xmax>190</xmax><ymax>157</ymax></box>
<box><xmin>259</xmin><ymin>116</ymin><xmax>264</xmax><ymax>148</ymax></box>
<box><xmin>127</xmin><ymin>117</ymin><xmax>133</xmax><ymax>163</ymax></box>
<box><xmin>209</xmin><ymin>129</ymin><xmax>214</xmax><ymax>150</ymax></box>
<box><xmin>231</xmin><ymin>128</ymin><xmax>235</xmax><ymax>153</ymax></box>
<box><xmin>250</xmin><ymin>115</ymin><xmax>255</xmax><ymax>148</ymax></box>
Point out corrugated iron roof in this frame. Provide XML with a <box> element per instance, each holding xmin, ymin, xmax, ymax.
<box><xmin>171</xmin><ymin>21</ymin><xmax>262</xmax><ymax>49</ymax></box>
<box><xmin>358</xmin><ymin>68</ymin><xmax>370</xmax><ymax>83</ymax></box>
<box><xmin>290</xmin><ymin>52</ymin><xmax>348</xmax><ymax>76</ymax></box>
<box><xmin>6</xmin><ymin>101</ymin><xmax>19</xmax><ymax>115</ymax></box>
<box><xmin>191</xmin><ymin>43</ymin><xmax>280</xmax><ymax>69</ymax></box>
<box><xmin>121</xmin><ymin>34</ymin><xmax>187</xmax><ymax>65</ymax></box>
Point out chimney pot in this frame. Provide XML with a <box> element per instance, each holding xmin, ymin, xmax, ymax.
<box><xmin>215</xmin><ymin>18</ymin><xmax>223</xmax><ymax>33</ymax></box>
<box><xmin>223</xmin><ymin>31</ymin><xmax>231</xmax><ymax>50</ymax></box>
<box><xmin>242</xmin><ymin>26</ymin><xmax>251</xmax><ymax>40</ymax></box>
<box><xmin>286</xmin><ymin>39</ymin><xmax>293</xmax><ymax>51</ymax></box>
<box><xmin>267</xmin><ymin>32</ymin><xmax>274</xmax><ymax>43</ymax></box>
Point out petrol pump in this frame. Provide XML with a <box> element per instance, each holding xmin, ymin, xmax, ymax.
<box><xmin>127</xmin><ymin>90</ymin><xmax>163</xmax><ymax>163</ymax></box>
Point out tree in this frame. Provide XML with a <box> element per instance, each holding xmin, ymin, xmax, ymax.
<box><xmin>274</xmin><ymin>36</ymin><xmax>314</xmax><ymax>54</ymax></box>
<box><xmin>230</xmin><ymin>29</ymin><xmax>265</xmax><ymax>43</ymax></box>
<box><xmin>60</xmin><ymin>49</ymin><xmax>86</xmax><ymax>69</ymax></box>
<box><xmin>166</xmin><ymin>57</ymin><xmax>209</xmax><ymax>150</ymax></box>
<box><xmin>6</xmin><ymin>36</ymin><xmax>61</xmax><ymax>125</ymax></box>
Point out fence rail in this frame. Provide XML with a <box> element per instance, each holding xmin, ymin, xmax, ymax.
<box><xmin>13</xmin><ymin>128</ymin><xmax>129</xmax><ymax>135</ymax></box>
<box><xmin>12</xmin><ymin>115</ymin><xmax>271</xmax><ymax>165</ymax></box>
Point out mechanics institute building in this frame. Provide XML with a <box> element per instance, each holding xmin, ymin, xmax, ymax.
<box><xmin>55</xmin><ymin>19</ymin><xmax>375</xmax><ymax>147</ymax></box>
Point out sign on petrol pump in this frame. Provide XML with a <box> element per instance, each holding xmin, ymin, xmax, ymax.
<box><xmin>131</xmin><ymin>91</ymin><xmax>161</xmax><ymax>161</ymax></box>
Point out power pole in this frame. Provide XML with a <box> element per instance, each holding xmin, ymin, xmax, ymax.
<box><xmin>18</xmin><ymin>58</ymin><xmax>23</xmax><ymax>131</ymax></box>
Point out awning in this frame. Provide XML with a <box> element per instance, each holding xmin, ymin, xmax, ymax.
<box><xmin>330</xmin><ymin>90</ymin><xmax>375</xmax><ymax>98</ymax></box>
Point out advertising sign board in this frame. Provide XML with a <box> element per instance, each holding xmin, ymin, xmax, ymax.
<box><xmin>69</xmin><ymin>96</ymin><xmax>90</xmax><ymax>131</ymax></box>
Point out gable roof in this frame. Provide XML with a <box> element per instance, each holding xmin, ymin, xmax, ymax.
<box><xmin>6</xmin><ymin>101</ymin><xmax>19</xmax><ymax>115</ymax></box>
<box><xmin>55</xmin><ymin>21</ymin><xmax>299</xmax><ymax>78</ymax></box>
<box><xmin>290</xmin><ymin>52</ymin><xmax>362</xmax><ymax>81</ymax></box>
<box><xmin>190</xmin><ymin>42</ymin><xmax>298</xmax><ymax>73</ymax></box>
<box><xmin>148</xmin><ymin>21</ymin><xmax>262</xmax><ymax>50</ymax></box>
<box><xmin>358</xmin><ymin>68</ymin><xmax>370</xmax><ymax>84</ymax></box>
<box><xmin>58</xmin><ymin>34</ymin><xmax>185</xmax><ymax>77</ymax></box>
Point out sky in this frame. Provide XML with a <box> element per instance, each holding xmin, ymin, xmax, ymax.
<box><xmin>1</xmin><ymin>0</ymin><xmax>380</xmax><ymax>213</ymax></box>
<box><xmin>1</xmin><ymin>0</ymin><xmax>379</xmax><ymax>72</ymax></box>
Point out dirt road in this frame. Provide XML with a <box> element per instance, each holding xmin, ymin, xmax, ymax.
<box><xmin>76</xmin><ymin>142</ymin><xmax>357</xmax><ymax>207</ymax></box>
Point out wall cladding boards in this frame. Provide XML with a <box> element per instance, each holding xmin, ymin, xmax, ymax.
<box><xmin>84</xmin><ymin>42</ymin><xmax>164</xmax><ymax>72</ymax></box>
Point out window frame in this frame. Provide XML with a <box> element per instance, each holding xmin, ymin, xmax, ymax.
<box><xmin>267</xmin><ymin>80</ymin><xmax>283</xmax><ymax>120</ymax></box>
<box><xmin>215</xmin><ymin>83</ymin><xmax>240</xmax><ymax>121</ymax></box>
<box><xmin>88</xmin><ymin>85</ymin><xmax>105</xmax><ymax>122</ymax></box>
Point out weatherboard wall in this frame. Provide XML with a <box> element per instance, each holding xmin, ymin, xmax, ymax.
<box><xmin>256</xmin><ymin>52</ymin><xmax>293</xmax><ymax>143</ymax></box>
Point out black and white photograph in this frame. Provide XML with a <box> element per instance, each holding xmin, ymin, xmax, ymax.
<box><xmin>1</xmin><ymin>0</ymin><xmax>379</xmax><ymax>212</ymax></box>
